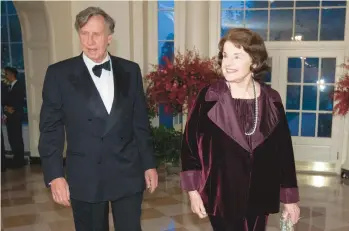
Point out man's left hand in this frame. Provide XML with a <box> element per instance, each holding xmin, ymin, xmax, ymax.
<box><xmin>4</xmin><ymin>106</ymin><xmax>15</xmax><ymax>114</ymax></box>
<box><xmin>145</xmin><ymin>168</ymin><xmax>158</xmax><ymax>193</ymax></box>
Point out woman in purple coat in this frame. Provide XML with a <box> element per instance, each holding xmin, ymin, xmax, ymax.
<box><xmin>180</xmin><ymin>28</ymin><xmax>300</xmax><ymax>231</ymax></box>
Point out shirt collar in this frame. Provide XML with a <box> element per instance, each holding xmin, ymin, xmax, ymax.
<box><xmin>11</xmin><ymin>80</ymin><xmax>17</xmax><ymax>88</ymax></box>
<box><xmin>82</xmin><ymin>52</ymin><xmax>110</xmax><ymax>70</ymax></box>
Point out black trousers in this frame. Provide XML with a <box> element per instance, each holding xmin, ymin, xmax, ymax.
<box><xmin>71</xmin><ymin>192</ymin><xmax>143</xmax><ymax>231</ymax></box>
<box><xmin>6</xmin><ymin>114</ymin><xmax>24</xmax><ymax>165</ymax></box>
<box><xmin>209</xmin><ymin>214</ymin><xmax>268</xmax><ymax>231</ymax></box>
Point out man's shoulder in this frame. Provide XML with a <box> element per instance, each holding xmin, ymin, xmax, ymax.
<box><xmin>110</xmin><ymin>55</ymin><xmax>139</xmax><ymax>70</ymax></box>
<box><xmin>48</xmin><ymin>56</ymin><xmax>80</xmax><ymax>71</ymax></box>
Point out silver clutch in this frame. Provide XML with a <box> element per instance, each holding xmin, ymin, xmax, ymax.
<box><xmin>280</xmin><ymin>216</ymin><xmax>294</xmax><ymax>231</ymax></box>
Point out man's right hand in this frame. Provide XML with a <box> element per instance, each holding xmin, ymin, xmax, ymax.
<box><xmin>50</xmin><ymin>177</ymin><xmax>70</xmax><ymax>207</ymax></box>
<box><xmin>188</xmin><ymin>190</ymin><xmax>207</xmax><ymax>218</ymax></box>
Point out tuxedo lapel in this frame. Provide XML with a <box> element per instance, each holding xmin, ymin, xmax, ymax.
<box><xmin>68</xmin><ymin>54</ymin><xmax>108</xmax><ymax>119</ymax></box>
<box><xmin>102</xmin><ymin>56</ymin><xmax>130</xmax><ymax>136</ymax></box>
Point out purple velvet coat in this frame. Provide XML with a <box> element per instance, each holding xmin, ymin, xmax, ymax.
<box><xmin>180</xmin><ymin>80</ymin><xmax>299</xmax><ymax>220</ymax></box>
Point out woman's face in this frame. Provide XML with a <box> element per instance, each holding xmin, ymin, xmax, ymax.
<box><xmin>221</xmin><ymin>41</ymin><xmax>254</xmax><ymax>82</ymax></box>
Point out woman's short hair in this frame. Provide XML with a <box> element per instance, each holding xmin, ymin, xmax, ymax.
<box><xmin>218</xmin><ymin>28</ymin><xmax>270</xmax><ymax>80</ymax></box>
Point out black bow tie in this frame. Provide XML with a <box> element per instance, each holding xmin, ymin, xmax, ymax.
<box><xmin>92</xmin><ymin>61</ymin><xmax>111</xmax><ymax>77</ymax></box>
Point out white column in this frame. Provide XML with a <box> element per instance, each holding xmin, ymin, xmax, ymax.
<box><xmin>185</xmin><ymin>1</ymin><xmax>210</xmax><ymax>57</ymax></box>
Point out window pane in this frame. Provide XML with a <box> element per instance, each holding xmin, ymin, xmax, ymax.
<box><xmin>322</xmin><ymin>1</ymin><xmax>347</xmax><ymax>7</ymax></box>
<box><xmin>286</xmin><ymin>85</ymin><xmax>301</xmax><ymax>110</ymax></box>
<box><xmin>158</xmin><ymin>10</ymin><xmax>174</xmax><ymax>41</ymax></box>
<box><xmin>270</xmin><ymin>10</ymin><xmax>293</xmax><ymax>41</ymax></box>
<box><xmin>319</xmin><ymin>85</ymin><xmax>334</xmax><ymax>111</ymax></box>
<box><xmin>10</xmin><ymin>43</ymin><xmax>24</xmax><ymax>69</ymax></box>
<box><xmin>321</xmin><ymin>58</ymin><xmax>336</xmax><ymax>84</ymax></box>
<box><xmin>320</xmin><ymin>8</ymin><xmax>345</xmax><ymax>41</ymax></box>
<box><xmin>286</xmin><ymin>112</ymin><xmax>299</xmax><ymax>136</ymax></box>
<box><xmin>221</xmin><ymin>10</ymin><xmax>244</xmax><ymax>36</ymax></box>
<box><xmin>245</xmin><ymin>0</ymin><xmax>269</xmax><ymax>9</ymax></box>
<box><xmin>6</xmin><ymin>1</ymin><xmax>17</xmax><ymax>14</ymax></box>
<box><xmin>270</xmin><ymin>0</ymin><xmax>294</xmax><ymax>8</ymax></box>
<box><xmin>318</xmin><ymin>114</ymin><xmax>332</xmax><ymax>137</ymax></box>
<box><xmin>287</xmin><ymin>58</ymin><xmax>302</xmax><ymax>83</ymax></box>
<box><xmin>245</xmin><ymin>10</ymin><xmax>268</xmax><ymax>40</ymax></box>
<box><xmin>1</xmin><ymin>43</ymin><xmax>10</xmax><ymax>67</ymax></box>
<box><xmin>296</xmin><ymin>0</ymin><xmax>320</xmax><ymax>7</ymax></box>
<box><xmin>302</xmin><ymin>86</ymin><xmax>317</xmax><ymax>111</ymax></box>
<box><xmin>158</xmin><ymin>1</ymin><xmax>174</xmax><ymax>10</ymax></box>
<box><xmin>8</xmin><ymin>15</ymin><xmax>22</xmax><ymax>42</ymax></box>
<box><xmin>304</xmin><ymin>58</ymin><xmax>319</xmax><ymax>83</ymax></box>
<box><xmin>221</xmin><ymin>1</ymin><xmax>244</xmax><ymax>9</ymax></box>
<box><xmin>301</xmin><ymin>113</ymin><xmax>316</xmax><ymax>137</ymax></box>
<box><xmin>158</xmin><ymin>41</ymin><xmax>174</xmax><ymax>67</ymax></box>
<box><xmin>264</xmin><ymin>58</ymin><xmax>272</xmax><ymax>82</ymax></box>
<box><xmin>1</xmin><ymin>1</ymin><xmax>7</xmax><ymax>15</ymax></box>
<box><xmin>1</xmin><ymin>16</ymin><xmax>8</xmax><ymax>43</ymax></box>
<box><xmin>295</xmin><ymin>9</ymin><xmax>319</xmax><ymax>41</ymax></box>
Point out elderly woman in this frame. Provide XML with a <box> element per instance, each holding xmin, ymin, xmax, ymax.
<box><xmin>180</xmin><ymin>28</ymin><xmax>300</xmax><ymax>231</ymax></box>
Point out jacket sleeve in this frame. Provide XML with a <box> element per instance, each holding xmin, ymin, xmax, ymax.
<box><xmin>180</xmin><ymin>89</ymin><xmax>205</xmax><ymax>191</ymax></box>
<box><xmin>277</xmin><ymin>102</ymin><xmax>300</xmax><ymax>204</ymax></box>
<box><xmin>133</xmin><ymin>64</ymin><xmax>156</xmax><ymax>171</ymax></box>
<box><xmin>38</xmin><ymin>66</ymin><xmax>65</xmax><ymax>187</ymax></box>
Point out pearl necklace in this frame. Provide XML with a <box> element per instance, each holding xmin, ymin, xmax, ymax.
<box><xmin>227</xmin><ymin>79</ymin><xmax>258</xmax><ymax>136</ymax></box>
<box><xmin>245</xmin><ymin>79</ymin><xmax>258</xmax><ymax>136</ymax></box>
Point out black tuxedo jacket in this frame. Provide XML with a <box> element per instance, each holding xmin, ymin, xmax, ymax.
<box><xmin>38</xmin><ymin>54</ymin><xmax>155</xmax><ymax>202</ymax></box>
<box><xmin>3</xmin><ymin>80</ymin><xmax>25</xmax><ymax>118</ymax></box>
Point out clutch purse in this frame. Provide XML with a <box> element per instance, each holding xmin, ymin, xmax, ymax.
<box><xmin>280</xmin><ymin>216</ymin><xmax>294</xmax><ymax>231</ymax></box>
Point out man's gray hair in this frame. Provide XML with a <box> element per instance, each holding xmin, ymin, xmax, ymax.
<box><xmin>75</xmin><ymin>7</ymin><xmax>115</xmax><ymax>34</ymax></box>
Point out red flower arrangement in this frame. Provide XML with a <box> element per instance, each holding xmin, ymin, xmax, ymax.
<box><xmin>145</xmin><ymin>50</ymin><xmax>221</xmax><ymax>116</ymax></box>
<box><xmin>333</xmin><ymin>60</ymin><xmax>349</xmax><ymax>116</ymax></box>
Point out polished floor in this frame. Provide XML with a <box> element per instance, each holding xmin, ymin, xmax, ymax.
<box><xmin>1</xmin><ymin>165</ymin><xmax>349</xmax><ymax>231</ymax></box>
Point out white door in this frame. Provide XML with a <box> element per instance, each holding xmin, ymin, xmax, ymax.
<box><xmin>274</xmin><ymin>50</ymin><xmax>345</xmax><ymax>172</ymax></box>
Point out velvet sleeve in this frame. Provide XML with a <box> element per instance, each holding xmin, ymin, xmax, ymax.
<box><xmin>180</xmin><ymin>89</ymin><xmax>205</xmax><ymax>192</ymax></box>
<box><xmin>277</xmin><ymin>103</ymin><xmax>300</xmax><ymax>204</ymax></box>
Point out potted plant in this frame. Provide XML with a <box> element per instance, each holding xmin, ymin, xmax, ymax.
<box><xmin>146</xmin><ymin>49</ymin><xmax>221</xmax><ymax>172</ymax></box>
<box><xmin>150</xmin><ymin>125</ymin><xmax>182</xmax><ymax>174</ymax></box>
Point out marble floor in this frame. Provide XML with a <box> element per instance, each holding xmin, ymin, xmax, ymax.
<box><xmin>1</xmin><ymin>165</ymin><xmax>349</xmax><ymax>231</ymax></box>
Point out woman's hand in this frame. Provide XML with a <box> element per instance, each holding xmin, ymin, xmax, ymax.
<box><xmin>282</xmin><ymin>203</ymin><xmax>300</xmax><ymax>225</ymax></box>
<box><xmin>188</xmin><ymin>190</ymin><xmax>207</xmax><ymax>218</ymax></box>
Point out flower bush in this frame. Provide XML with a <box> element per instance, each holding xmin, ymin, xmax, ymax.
<box><xmin>145</xmin><ymin>50</ymin><xmax>221</xmax><ymax>116</ymax></box>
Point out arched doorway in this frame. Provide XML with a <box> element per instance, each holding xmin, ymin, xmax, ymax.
<box><xmin>2</xmin><ymin>0</ymin><xmax>53</xmax><ymax>161</ymax></box>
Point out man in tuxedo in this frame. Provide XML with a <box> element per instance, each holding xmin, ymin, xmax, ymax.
<box><xmin>3</xmin><ymin>67</ymin><xmax>25</xmax><ymax>168</ymax></box>
<box><xmin>38</xmin><ymin>7</ymin><xmax>158</xmax><ymax>231</ymax></box>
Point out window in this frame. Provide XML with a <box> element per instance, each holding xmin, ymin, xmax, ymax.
<box><xmin>1</xmin><ymin>0</ymin><xmax>28</xmax><ymax>124</ymax></box>
<box><xmin>285</xmin><ymin>57</ymin><xmax>335</xmax><ymax>137</ymax></box>
<box><xmin>221</xmin><ymin>0</ymin><xmax>346</xmax><ymax>41</ymax></box>
<box><xmin>158</xmin><ymin>0</ymin><xmax>175</xmax><ymax>128</ymax></box>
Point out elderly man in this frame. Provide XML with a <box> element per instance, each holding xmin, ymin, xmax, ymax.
<box><xmin>39</xmin><ymin>7</ymin><xmax>158</xmax><ymax>231</ymax></box>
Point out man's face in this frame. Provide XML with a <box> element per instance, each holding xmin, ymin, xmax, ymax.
<box><xmin>4</xmin><ymin>70</ymin><xmax>13</xmax><ymax>82</ymax></box>
<box><xmin>78</xmin><ymin>15</ymin><xmax>112</xmax><ymax>63</ymax></box>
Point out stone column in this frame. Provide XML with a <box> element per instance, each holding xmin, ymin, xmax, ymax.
<box><xmin>185</xmin><ymin>1</ymin><xmax>210</xmax><ymax>57</ymax></box>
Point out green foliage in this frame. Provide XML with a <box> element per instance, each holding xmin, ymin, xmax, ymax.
<box><xmin>150</xmin><ymin>125</ymin><xmax>182</xmax><ymax>167</ymax></box>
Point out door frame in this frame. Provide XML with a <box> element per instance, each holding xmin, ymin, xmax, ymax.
<box><xmin>267</xmin><ymin>49</ymin><xmax>346</xmax><ymax>174</ymax></box>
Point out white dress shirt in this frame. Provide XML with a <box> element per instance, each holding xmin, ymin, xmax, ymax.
<box><xmin>9</xmin><ymin>79</ymin><xmax>17</xmax><ymax>91</ymax></box>
<box><xmin>82</xmin><ymin>53</ymin><xmax>114</xmax><ymax>114</ymax></box>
